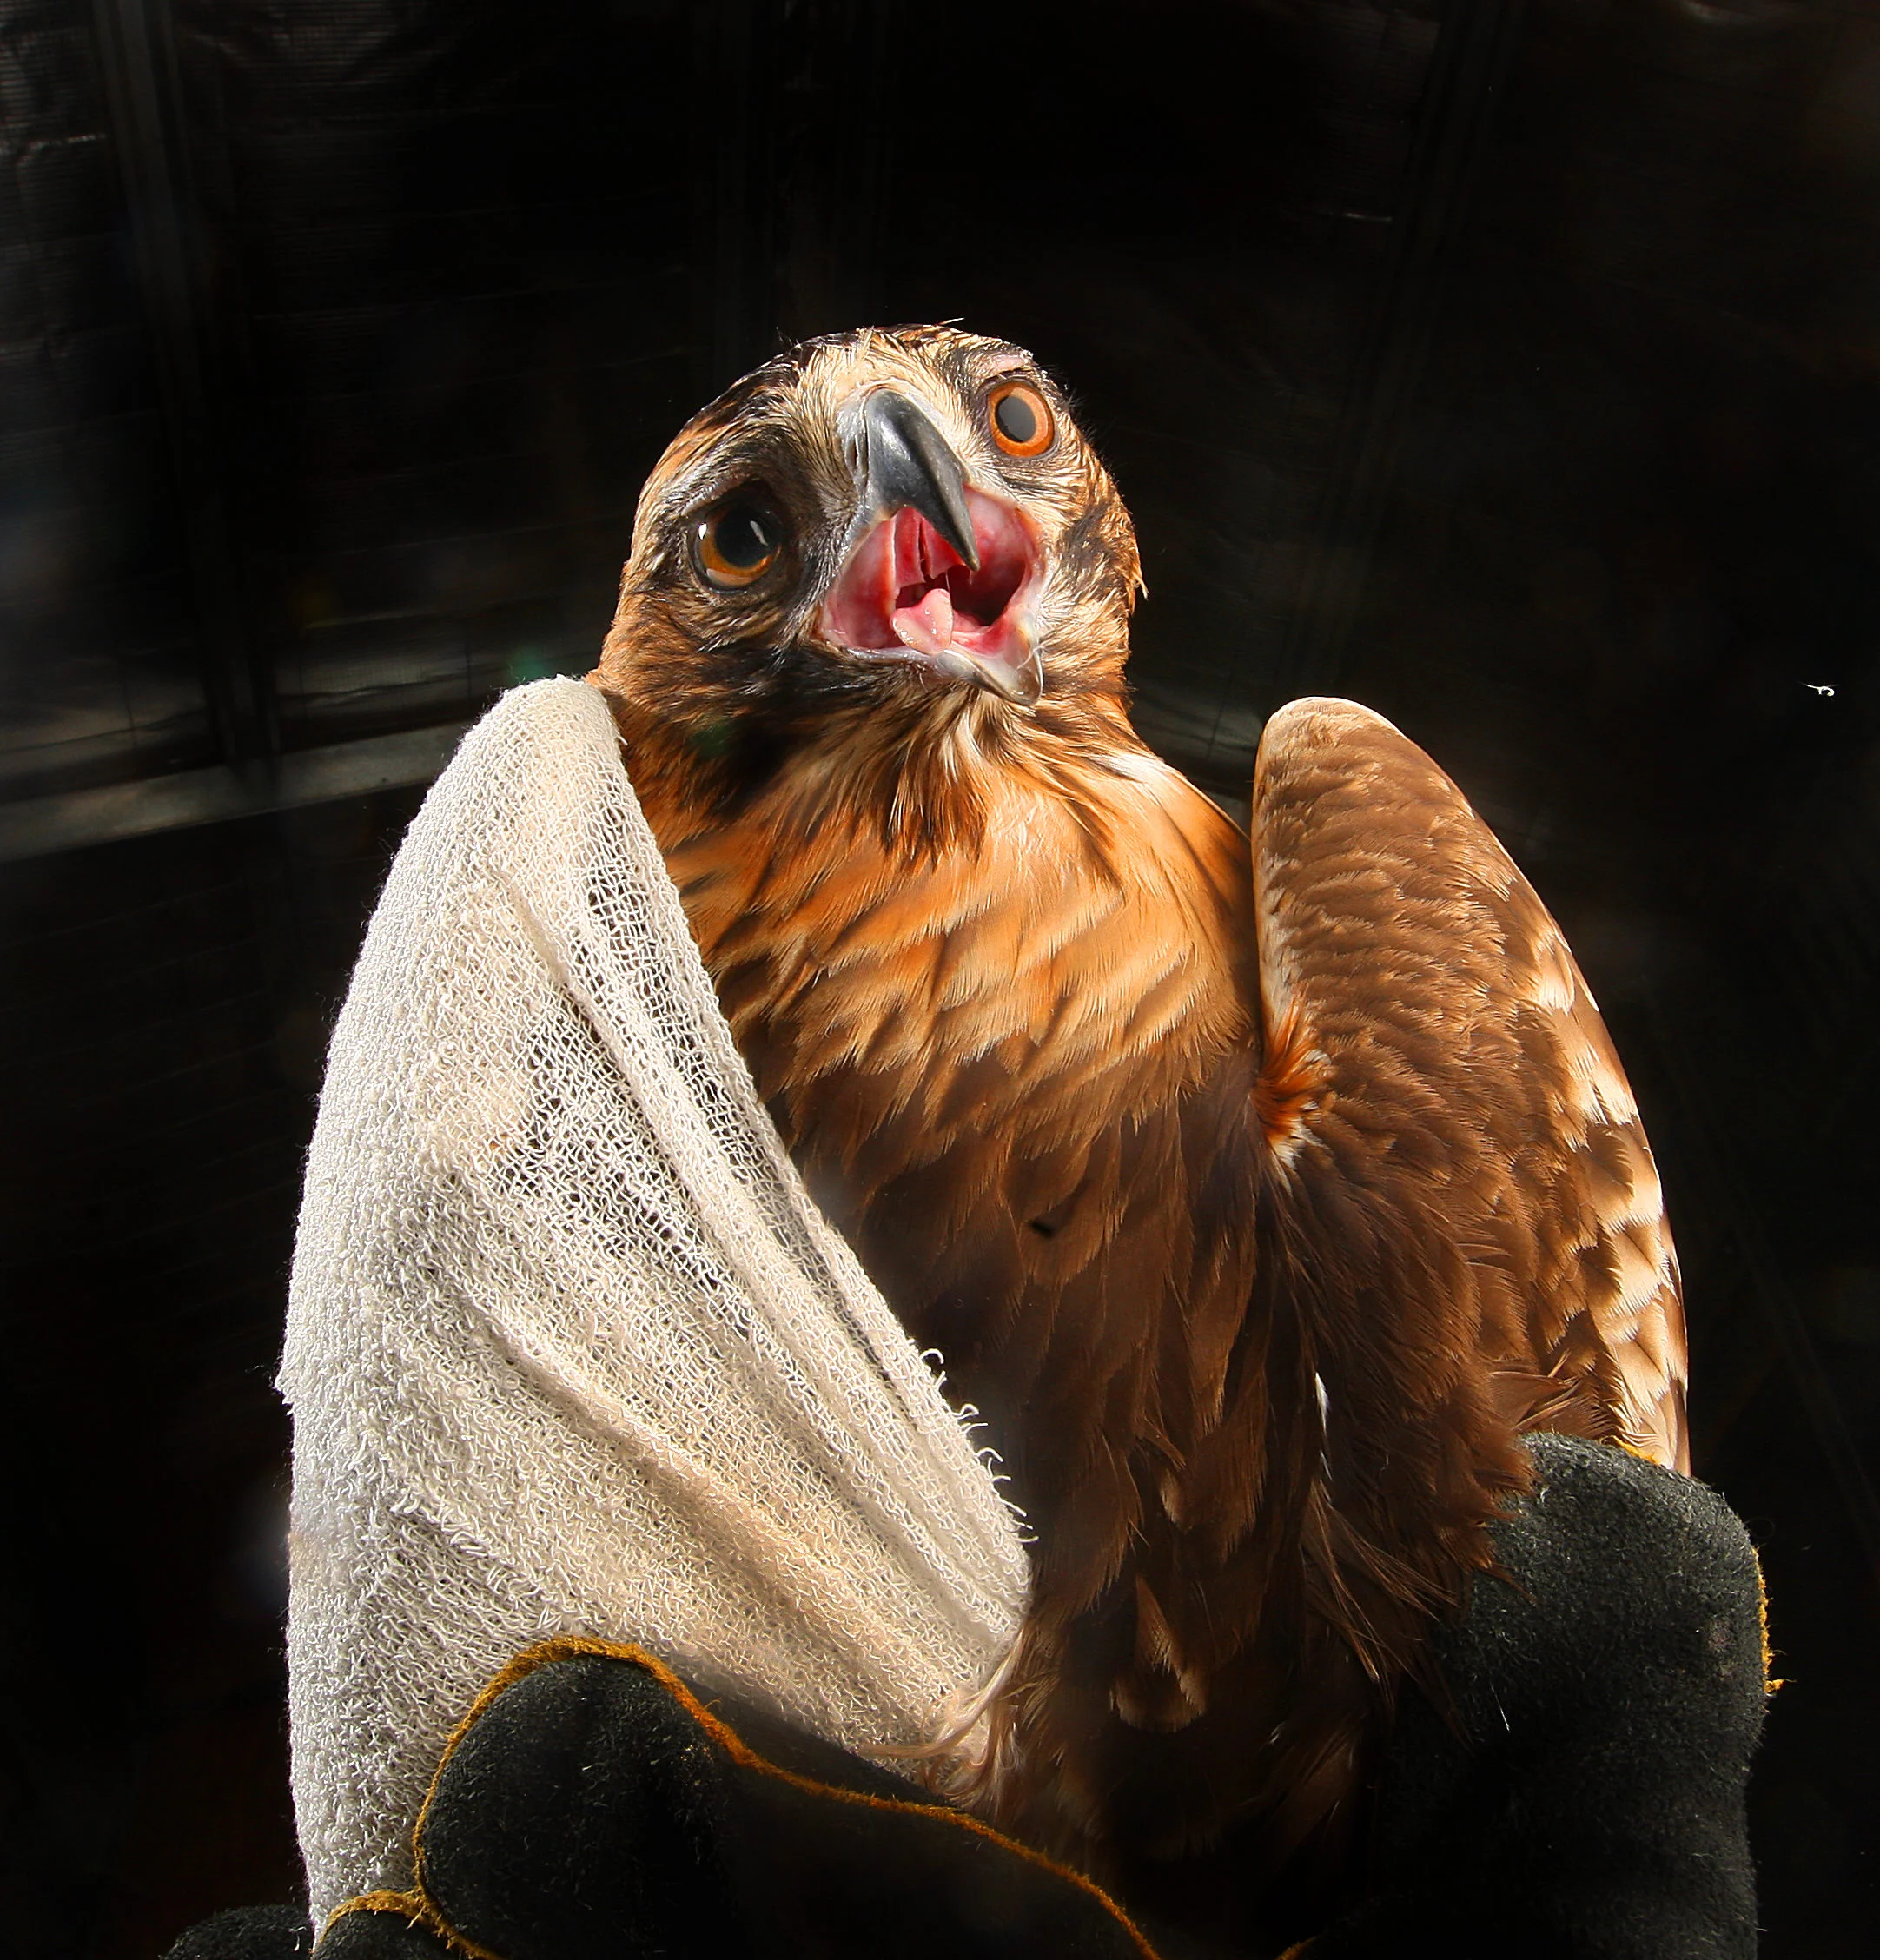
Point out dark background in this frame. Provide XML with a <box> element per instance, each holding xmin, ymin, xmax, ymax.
<box><xmin>3</xmin><ymin>0</ymin><xmax>1876</xmax><ymax>1952</ymax></box>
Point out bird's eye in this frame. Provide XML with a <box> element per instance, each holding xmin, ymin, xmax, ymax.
<box><xmin>987</xmin><ymin>381</ymin><xmax>1054</xmax><ymax>458</ymax></box>
<box><xmin>694</xmin><ymin>500</ymin><xmax>783</xmax><ymax>589</ymax></box>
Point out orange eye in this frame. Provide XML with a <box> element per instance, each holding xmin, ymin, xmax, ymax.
<box><xmin>988</xmin><ymin>381</ymin><xmax>1054</xmax><ymax>458</ymax></box>
<box><xmin>694</xmin><ymin>500</ymin><xmax>782</xmax><ymax>589</ymax></box>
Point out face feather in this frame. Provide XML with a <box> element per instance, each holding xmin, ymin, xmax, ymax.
<box><xmin>592</xmin><ymin>326</ymin><xmax>1144</xmax><ymax>837</ymax></box>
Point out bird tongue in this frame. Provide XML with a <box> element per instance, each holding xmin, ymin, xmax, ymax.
<box><xmin>891</xmin><ymin>585</ymin><xmax>956</xmax><ymax>658</ymax></box>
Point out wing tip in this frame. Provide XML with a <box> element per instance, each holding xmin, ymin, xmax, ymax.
<box><xmin>1261</xmin><ymin>697</ymin><xmax>1406</xmax><ymax>749</ymax></box>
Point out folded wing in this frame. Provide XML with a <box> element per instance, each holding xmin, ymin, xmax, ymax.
<box><xmin>1247</xmin><ymin>697</ymin><xmax>1687</xmax><ymax>1475</ymax></box>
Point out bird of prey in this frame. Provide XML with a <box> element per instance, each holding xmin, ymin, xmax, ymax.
<box><xmin>587</xmin><ymin>326</ymin><xmax>1687</xmax><ymax>1943</ymax></box>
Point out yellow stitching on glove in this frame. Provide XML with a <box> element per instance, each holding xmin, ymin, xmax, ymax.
<box><xmin>1754</xmin><ymin>1548</ymin><xmax>1784</xmax><ymax>1695</ymax></box>
<box><xmin>321</xmin><ymin>1890</ymin><xmax>473</xmax><ymax>1954</ymax></box>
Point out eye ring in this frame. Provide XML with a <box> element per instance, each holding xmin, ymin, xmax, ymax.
<box><xmin>692</xmin><ymin>498</ymin><xmax>784</xmax><ymax>590</ymax></box>
<box><xmin>987</xmin><ymin>381</ymin><xmax>1054</xmax><ymax>458</ymax></box>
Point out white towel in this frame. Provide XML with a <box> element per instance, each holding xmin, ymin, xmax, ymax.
<box><xmin>280</xmin><ymin>678</ymin><xmax>1027</xmax><ymax>1925</ymax></box>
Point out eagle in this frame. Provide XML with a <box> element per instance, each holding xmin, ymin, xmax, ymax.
<box><xmin>586</xmin><ymin>325</ymin><xmax>1687</xmax><ymax>1945</ymax></box>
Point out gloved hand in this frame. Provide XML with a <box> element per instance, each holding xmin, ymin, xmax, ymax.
<box><xmin>327</xmin><ymin>1640</ymin><xmax>1156</xmax><ymax>1960</ymax></box>
<box><xmin>167</xmin><ymin>1437</ymin><xmax>1770</xmax><ymax>1960</ymax></box>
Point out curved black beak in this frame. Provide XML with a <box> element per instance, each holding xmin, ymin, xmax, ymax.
<box><xmin>856</xmin><ymin>390</ymin><xmax>980</xmax><ymax>570</ymax></box>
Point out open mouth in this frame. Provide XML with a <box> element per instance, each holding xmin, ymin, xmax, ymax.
<box><xmin>819</xmin><ymin>488</ymin><xmax>1044</xmax><ymax>703</ymax></box>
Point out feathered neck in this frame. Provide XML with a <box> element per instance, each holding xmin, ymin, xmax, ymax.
<box><xmin>602</xmin><ymin>658</ymin><xmax>1157</xmax><ymax>866</ymax></box>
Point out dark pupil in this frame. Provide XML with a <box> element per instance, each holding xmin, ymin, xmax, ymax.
<box><xmin>994</xmin><ymin>390</ymin><xmax>1038</xmax><ymax>447</ymax></box>
<box><xmin>713</xmin><ymin>507</ymin><xmax>773</xmax><ymax>568</ymax></box>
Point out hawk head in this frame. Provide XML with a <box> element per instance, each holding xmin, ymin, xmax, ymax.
<box><xmin>592</xmin><ymin>326</ymin><xmax>1142</xmax><ymax>818</ymax></box>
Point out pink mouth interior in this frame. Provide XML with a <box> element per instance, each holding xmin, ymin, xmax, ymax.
<box><xmin>821</xmin><ymin>488</ymin><xmax>1039</xmax><ymax>678</ymax></box>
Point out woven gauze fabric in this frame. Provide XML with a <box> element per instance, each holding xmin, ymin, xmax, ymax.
<box><xmin>280</xmin><ymin>679</ymin><xmax>1028</xmax><ymax>1925</ymax></box>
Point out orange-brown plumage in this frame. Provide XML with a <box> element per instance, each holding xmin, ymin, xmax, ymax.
<box><xmin>589</xmin><ymin>326</ymin><xmax>1687</xmax><ymax>1950</ymax></box>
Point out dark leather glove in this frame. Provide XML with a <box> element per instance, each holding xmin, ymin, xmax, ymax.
<box><xmin>313</xmin><ymin>1640</ymin><xmax>1157</xmax><ymax>1960</ymax></box>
